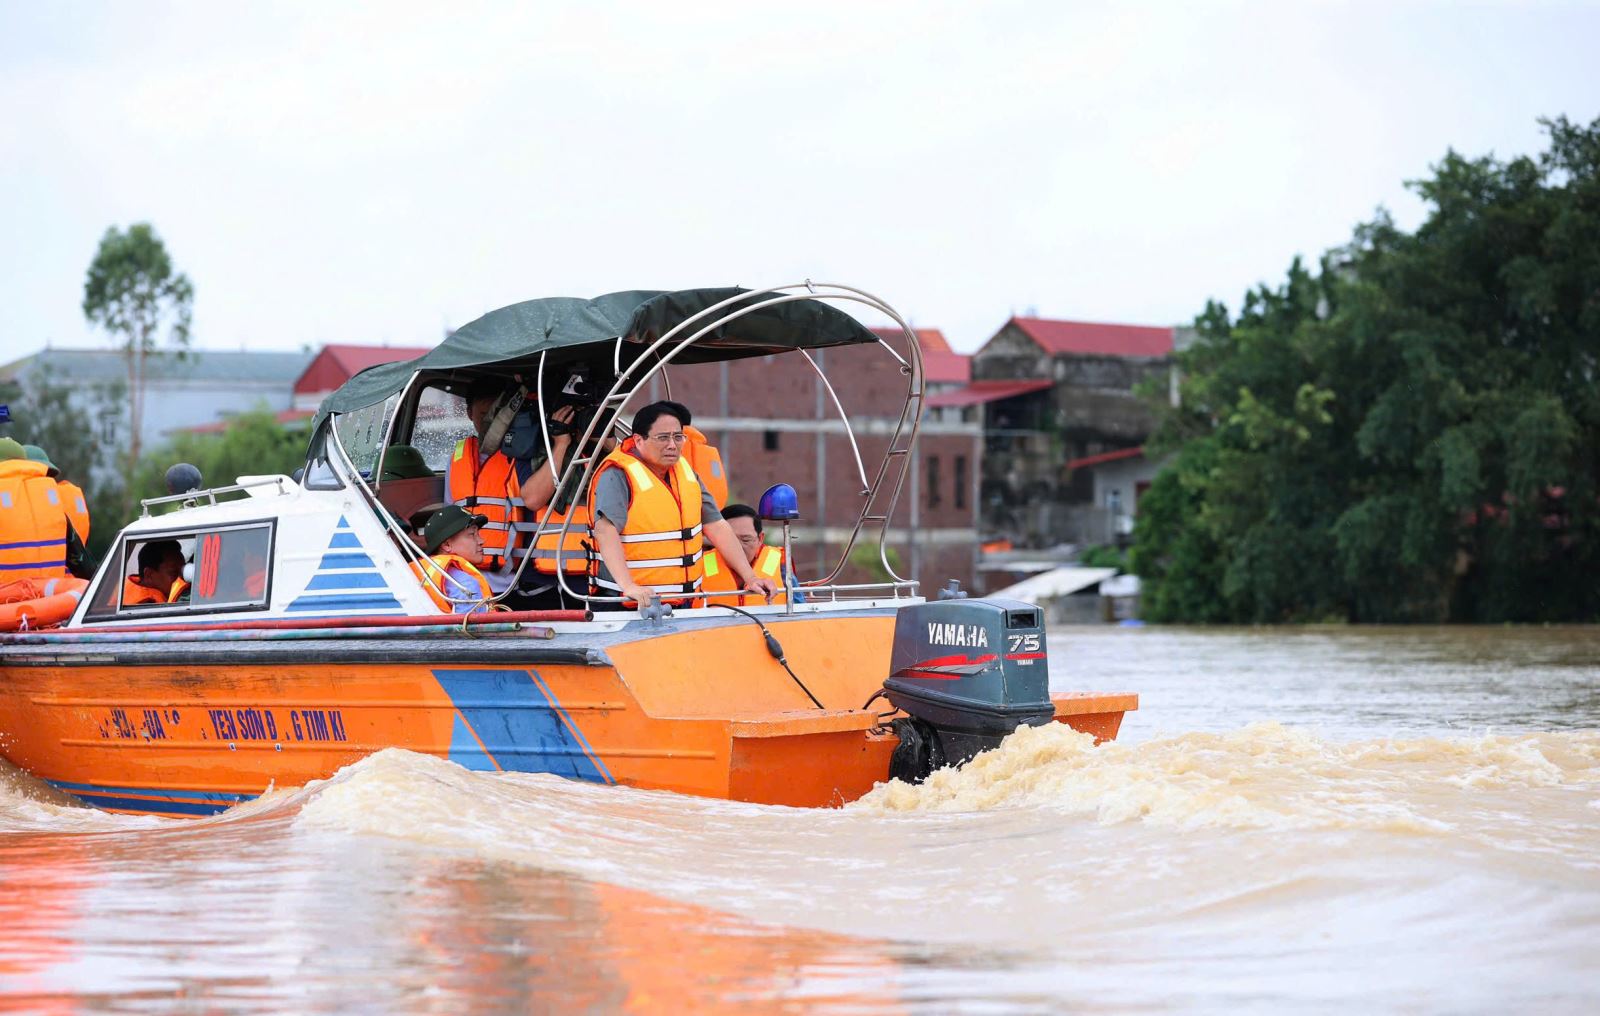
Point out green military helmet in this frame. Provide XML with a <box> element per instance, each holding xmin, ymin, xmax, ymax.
<box><xmin>21</xmin><ymin>444</ymin><xmax>60</xmax><ymax>477</ymax></box>
<box><xmin>379</xmin><ymin>445</ymin><xmax>434</xmax><ymax>482</ymax></box>
<box><xmin>0</xmin><ymin>436</ymin><xmax>25</xmax><ymax>461</ymax></box>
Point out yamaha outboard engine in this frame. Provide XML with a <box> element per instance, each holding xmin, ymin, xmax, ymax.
<box><xmin>883</xmin><ymin>597</ymin><xmax>1050</xmax><ymax>783</ymax></box>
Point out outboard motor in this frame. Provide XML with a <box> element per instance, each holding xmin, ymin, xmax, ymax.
<box><xmin>882</xmin><ymin>597</ymin><xmax>1050</xmax><ymax>783</ymax></box>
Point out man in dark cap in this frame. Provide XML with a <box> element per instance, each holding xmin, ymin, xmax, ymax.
<box><xmin>412</xmin><ymin>505</ymin><xmax>494</xmax><ymax>613</ymax></box>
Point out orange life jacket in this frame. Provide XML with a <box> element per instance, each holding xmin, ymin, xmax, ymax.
<box><xmin>0</xmin><ymin>576</ymin><xmax>88</xmax><ymax>632</ymax></box>
<box><xmin>0</xmin><ymin>459</ymin><xmax>68</xmax><ymax>582</ymax></box>
<box><xmin>445</xmin><ymin>435</ymin><xmax>524</xmax><ymax>569</ymax></box>
<box><xmin>702</xmin><ymin>544</ymin><xmax>788</xmax><ymax>608</ymax></box>
<box><xmin>682</xmin><ymin>425</ymin><xmax>727</xmax><ymax>510</ymax></box>
<box><xmin>523</xmin><ymin>452</ymin><xmax>592</xmax><ymax>577</ymax></box>
<box><xmin>57</xmin><ymin>480</ymin><xmax>89</xmax><ymax>542</ymax></box>
<box><xmin>122</xmin><ymin>576</ymin><xmax>168</xmax><ymax>606</ymax></box>
<box><xmin>167</xmin><ymin>578</ymin><xmax>191</xmax><ymax>603</ymax></box>
<box><xmin>588</xmin><ymin>439</ymin><xmax>705</xmax><ymax>601</ymax></box>
<box><xmin>528</xmin><ymin>500</ymin><xmax>592</xmax><ymax>577</ymax></box>
<box><xmin>410</xmin><ymin>554</ymin><xmax>493</xmax><ymax>613</ymax></box>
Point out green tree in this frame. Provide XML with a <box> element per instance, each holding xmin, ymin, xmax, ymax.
<box><xmin>1133</xmin><ymin>116</ymin><xmax>1600</xmax><ymax>623</ymax></box>
<box><xmin>0</xmin><ymin>366</ymin><xmax>127</xmax><ymax>559</ymax></box>
<box><xmin>81</xmin><ymin>223</ymin><xmax>194</xmax><ymax>501</ymax></box>
<box><xmin>130</xmin><ymin>409</ymin><xmax>310</xmax><ymax>507</ymax></box>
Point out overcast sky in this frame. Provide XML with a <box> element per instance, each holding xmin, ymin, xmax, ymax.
<box><xmin>2</xmin><ymin>2</ymin><xmax>1596</xmax><ymax>359</ymax></box>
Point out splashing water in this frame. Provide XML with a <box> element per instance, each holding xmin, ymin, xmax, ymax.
<box><xmin>2</xmin><ymin>626</ymin><xmax>1598</xmax><ymax>1011</ymax></box>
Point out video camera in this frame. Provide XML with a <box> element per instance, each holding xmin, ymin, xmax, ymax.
<box><xmin>501</xmin><ymin>363</ymin><xmax>608</xmax><ymax>461</ymax></box>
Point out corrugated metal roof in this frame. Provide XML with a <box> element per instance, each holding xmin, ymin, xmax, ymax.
<box><xmin>991</xmin><ymin>566</ymin><xmax>1118</xmax><ymax>602</ymax></box>
<box><xmin>0</xmin><ymin>348</ymin><xmax>315</xmax><ymax>385</ymax></box>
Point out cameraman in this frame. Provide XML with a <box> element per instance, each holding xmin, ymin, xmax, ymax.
<box><xmin>444</xmin><ymin>384</ymin><xmax>579</xmax><ymax>610</ymax></box>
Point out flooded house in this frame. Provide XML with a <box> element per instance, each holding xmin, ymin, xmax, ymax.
<box><xmin>935</xmin><ymin>316</ymin><xmax>1185</xmax><ymax>555</ymax></box>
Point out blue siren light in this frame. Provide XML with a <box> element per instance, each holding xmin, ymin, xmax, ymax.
<box><xmin>757</xmin><ymin>483</ymin><xmax>801</xmax><ymax>521</ymax></box>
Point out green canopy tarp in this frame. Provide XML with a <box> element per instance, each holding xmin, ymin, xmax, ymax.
<box><xmin>318</xmin><ymin>287</ymin><xmax>879</xmax><ymax>419</ymax></box>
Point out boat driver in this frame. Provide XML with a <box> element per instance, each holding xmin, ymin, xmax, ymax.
<box><xmin>445</xmin><ymin>382</ymin><xmax>580</xmax><ymax>610</ymax></box>
<box><xmin>588</xmin><ymin>400</ymin><xmax>778</xmax><ymax>610</ymax></box>
<box><xmin>122</xmin><ymin>540</ymin><xmax>185</xmax><ymax>607</ymax></box>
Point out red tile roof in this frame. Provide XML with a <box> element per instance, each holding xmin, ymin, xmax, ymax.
<box><xmin>1066</xmin><ymin>446</ymin><xmax>1145</xmax><ymax>470</ymax></box>
<box><xmin>870</xmin><ymin>326</ymin><xmax>953</xmax><ymax>353</ymax></box>
<box><xmin>922</xmin><ymin>350</ymin><xmax>971</xmax><ymax>385</ymax></box>
<box><xmin>294</xmin><ymin>343</ymin><xmax>431</xmax><ymax>395</ymax></box>
<box><xmin>927</xmin><ymin>378</ymin><xmax>1054</xmax><ymax>408</ymax></box>
<box><xmin>1009</xmin><ymin>317</ymin><xmax>1173</xmax><ymax>358</ymax></box>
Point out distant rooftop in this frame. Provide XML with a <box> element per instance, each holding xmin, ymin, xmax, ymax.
<box><xmin>1006</xmin><ymin>317</ymin><xmax>1174</xmax><ymax>358</ymax></box>
<box><xmin>294</xmin><ymin>343</ymin><xmax>431</xmax><ymax>396</ymax></box>
<box><xmin>0</xmin><ymin>347</ymin><xmax>315</xmax><ymax>385</ymax></box>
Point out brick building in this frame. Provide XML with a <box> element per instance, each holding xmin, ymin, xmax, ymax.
<box><xmin>638</xmin><ymin>330</ymin><xmax>982</xmax><ymax>592</ymax></box>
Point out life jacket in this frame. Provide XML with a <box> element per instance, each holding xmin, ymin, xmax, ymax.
<box><xmin>122</xmin><ymin>576</ymin><xmax>168</xmax><ymax>606</ymax></box>
<box><xmin>167</xmin><ymin>578</ymin><xmax>191</xmax><ymax>603</ymax></box>
<box><xmin>0</xmin><ymin>576</ymin><xmax>88</xmax><ymax>632</ymax></box>
<box><xmin>58</xmin><ymin>480</ymin><xmax>90</xmax><ymax>542</ymax></box>
<box><xmin>524</xmin><ymin>450</ymin><xmax>592</xmax><ymax>578</ymax></box>
<box><xmin>588</xmin><ymin>438</ymin><xmax>705</xmax><ymax>602</ymax></box>
<box><xmin>444</xmin><ymin>435</ymin><xmax>524</xmax><ymax>569</ymax></box>
<box><xmin>0</xmin><ymin>459</ymin><xmax>68</xmax><ymax>581</ymax></box>
<box><xmin>682</xmin><ymin>425</ymin><xmax>728</xmax><ymax>510</ymax></box>
<box><xmin>410</xmin><ymin>554</ymin><xmax>493</xmax><ymax>613</ymax></box>
<box><xmin>702</xmin><ymin>544</ymin><xmax>789</xmax><ymax>608</ymax></box>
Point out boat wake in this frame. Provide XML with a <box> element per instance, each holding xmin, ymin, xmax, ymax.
<box><xmin>856</xmin><ymin>720</ymin><xmax>1600</xmax><ymax>840</ymax></box>
<box><xmin>3</xmin><ymin>723</ymin><xmax>1599</xmax><ymax>1007</ymax></box>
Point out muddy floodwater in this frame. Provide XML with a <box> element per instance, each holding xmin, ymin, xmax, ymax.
<box><xmin>2</xmin><ymin>626</ymin><xmax>1597</xmax><ymax>1012</ymax></box>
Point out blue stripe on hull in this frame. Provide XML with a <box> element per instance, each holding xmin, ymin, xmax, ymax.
<box><xmin>46</xmin><ymin>780</ymin><xmax>256</xmax><ymax>817</ymax></box>
<box><xmin>285</xmin><ymin>593</ymin><xmax>404</xmax><ymax>612</ymax></box>
<box><xmin>304</xmin><ymin>571</ymin><xmax>390</xmax><ymax>590</ymax></box>
<box><xmin>432</xmin><ymin>668</ymin><xmax>611</xmax><ymax>783</ymax></box>
<box><xmin>46</xmin><ymin>779</ymin><xmax>253</xmax><ymax>802</ymax></box>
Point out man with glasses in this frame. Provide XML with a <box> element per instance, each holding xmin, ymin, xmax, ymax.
<box><xmin>588</xmin><ymin>400</ymin><xmax>778</xmax><ymax>610</ymax></box>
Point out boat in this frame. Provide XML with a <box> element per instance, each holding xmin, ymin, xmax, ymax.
<box><xmin>0</xmin><ymin>284</ymin><xmax>1136</xmax><ymax>817</ymax></box>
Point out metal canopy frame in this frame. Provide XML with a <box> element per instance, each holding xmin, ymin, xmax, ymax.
<box><xmin>332</xmin><ymin>282</ymin><xmax>926</xmax><ymax>614</ymax></box>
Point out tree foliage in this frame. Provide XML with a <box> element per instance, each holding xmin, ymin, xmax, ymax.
<box><xmin>131</xmin><ymin>410</ymin><xmax>310</xmax><ymax>507</ymax></box>
<box><xmin>81</xmin><ymin>223</ymin><xmax>194</xmax><ymax>497</ymax></box>
<box><xmin>1132</xmin><ymin>116</ymin><xmax>1600</xmax><ymax>623</ymax></box>
<box><xmin>0</xmin><ymin>367</ymin><xmax>126</xmax><ymax>560</ymax></box>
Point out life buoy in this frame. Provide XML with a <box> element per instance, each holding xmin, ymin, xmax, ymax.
<box><xmin>0</xmin><ymin>576</ymin><xmax>90</xmax><ymax>632</ymax></box>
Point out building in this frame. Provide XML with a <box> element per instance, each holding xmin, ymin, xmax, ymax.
<box><xmin>0</xmin><ymin>347</ymin><xmax>314</xmax><ymax>487</ymax></box>
<box><xmin>291</xmin><ymin>344</ymin><xmax>431</xmax><ymax>412</ymax></box>
<box><xmin>933</xmin><ymin>317</ymin><xmax>1176</xmax><ymax>549</ymax></box>
<box><xmin>637</xmin><ymin>329</ymin><xmax>984</xmax><ymax>591</ymax></box>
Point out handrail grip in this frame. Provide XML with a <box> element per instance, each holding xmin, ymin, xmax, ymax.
<box><xmin>140</xmin><ymin>475</ymin><xmax>289</xmax><ymax>514</ymax></box>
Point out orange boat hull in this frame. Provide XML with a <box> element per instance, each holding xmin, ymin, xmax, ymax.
<box><xmin>0</xmin><ymin>614</ymin><xmax>1134</xmax><ymax>816</ymax></box>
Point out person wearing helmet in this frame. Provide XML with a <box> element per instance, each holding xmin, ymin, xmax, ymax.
<box><xmin>0</xmin><ymin>438</ymin><xmax>92</xmax><ymax>581</ymax></box>
<box><xmin>23</xmin><ymin>444</ymin><xmax>90</xmax><ymax>543</ymax></box>
<box><xmin>409</xmin><ymin>505</ymin><xmax>494</xmax><ymax>614</ymax></box>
